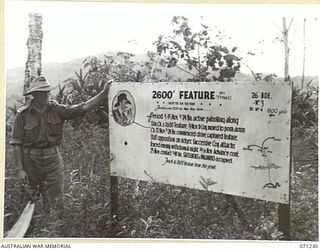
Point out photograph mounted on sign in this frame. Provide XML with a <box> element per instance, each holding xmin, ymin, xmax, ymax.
<box><xmin>111</xmin><ymin>91</ymin><xmax>136</xmax><ymax>127</ymax></box>
<box><xmin>109</xmin><ymin>81</ymin><xmax>292</xmax><ymax>204</ymax></box>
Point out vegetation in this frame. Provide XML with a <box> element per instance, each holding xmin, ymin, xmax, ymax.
<box><xmin>154</xmin><ymin>16</ymin><xmax>241</xmax><ymax>82</ymax></box>
<box><xmin>4</xmin><ymin>16</ymin><xmax>318</xmax><ymax>240</ymax></box>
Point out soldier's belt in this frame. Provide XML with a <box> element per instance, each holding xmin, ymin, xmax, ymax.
<box><xmin>23</xmin><ymin>146</ymin><xmax>58</xmax><ymax>156</ymax></box>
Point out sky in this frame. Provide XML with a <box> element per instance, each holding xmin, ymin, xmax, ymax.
<box><xmin>5</xmin><ymin>1</ymin><xmax>320</xmax><ymax>77</ymax></box>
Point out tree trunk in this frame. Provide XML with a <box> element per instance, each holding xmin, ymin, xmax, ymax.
<box><xmin>24</xmin><ymin>13</ymin><xmax>43</xmax><ymax>96</ymax></box>
<box><xmin>282</xmin><ymin>18</ymin><xmax>290</xmax><ymax>81</ymax></box>
<box><xmin>301</xmin><ymin>18</ymin><xmax>306</xmax><ymax>89</ymax></box>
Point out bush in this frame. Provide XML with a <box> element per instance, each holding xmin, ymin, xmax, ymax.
<box><xmin>292</xmin><ymin>85</ymin><xmax>318</xmax><ymax>129</ymax></box>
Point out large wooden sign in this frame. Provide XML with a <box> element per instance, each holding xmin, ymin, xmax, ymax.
<box><xmin>109</xmin><ymin>81</ymin><xmax>292</xmax><ymax>204</ymax></box>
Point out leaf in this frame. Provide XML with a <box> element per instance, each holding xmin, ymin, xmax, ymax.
<box><xmin>199</xmin><ymin>180</ymin><xmax>207</xmax><ymax>190</ymax></box>
<box><xmin>167</xmin><ymin>58</ymin><xmax>178</xmax><ymax>68</ymax></box>
<box><xmin>223</xmin><ymin>54</ymin><xmax>240</xmax><ymax>61</ymax></box>
<box><xmin>207</xmin><ymin>180</ymin><xmax>217</xmax><ymax>186</ymax></box>
<box><xmin>140</xmin><ymin>218</ymin><xmax>148</xmax><ymax>226</ymax></box>
<box><xmin>199</xmin><ymin>176</ymin><xmax>217</xmax><ymax>191</ymax></box>
<box><xmin>271</xmin><ymin>230</ymin><xmax>284</xmax><ymax>240</ymax></box>
<box><xmin>199</xmin><ymin>176</ymin><xmax>207</xmax><ymax>186</ymax></box>
<box><xmin>201</xmin><ymin>23</ymin><xmax>209</xmax><ymax>29</ymax></box>
<box><xmin>169</xmin><ymin>40</ymin><xmax>182</xmax><ymax>50</ymax></box>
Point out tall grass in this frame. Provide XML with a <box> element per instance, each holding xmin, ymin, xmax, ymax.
<box><xmin>3</xmin><ymin>84</ymin><xmax>318</xmax><ymax>240</ymax></box>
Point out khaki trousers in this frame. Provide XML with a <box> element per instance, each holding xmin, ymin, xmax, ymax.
<box><xmin>23</xmin><ymin>149</ymin><xmax>64</xmax><ymax>211</ymax></box>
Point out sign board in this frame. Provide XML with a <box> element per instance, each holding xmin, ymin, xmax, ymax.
<box><xmin>109</xmin><ymin>81</ymin><xmax>292</xmax><ymax>204</ymax></box>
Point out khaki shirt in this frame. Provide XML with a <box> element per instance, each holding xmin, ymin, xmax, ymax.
<box><xmin>10</xmin><ymin>100</ymin><xmax>85</xmax><ymax>149</ymax></box>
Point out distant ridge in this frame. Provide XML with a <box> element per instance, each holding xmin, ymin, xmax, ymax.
<box><xmin>6</xmin><ymin>51</ymin><xmax>318</xmax><ymax>107</ymax></box>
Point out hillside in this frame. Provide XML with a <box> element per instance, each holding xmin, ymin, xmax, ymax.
<box><xmin>6</xmin><ymin>52</ymin><xmax>156</xmax><ymax>106</ymax></box>
<box><xmin>6</xmin><ymin>58</ymin><xmax>85</xmax><ymax>106</ymax></box>
<box><xmin>6</xmin><ymin>51</ymin><xmax>318</xmax><ymax>107</ymax></box>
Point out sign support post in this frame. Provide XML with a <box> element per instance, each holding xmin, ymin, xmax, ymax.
<box><xmin>279</xmin><ymin>203</ymin><xmax>290</xmax><ymax>239</ymax></box>
<box><xmin>278</xmin><ymin>81</ymin><xmax>293</xmax><ymax>240</ymax></box>
<box><xmin>110</xmin><ymin>175</ymin><xmax>119</xmax><ymax>236</ymax></box>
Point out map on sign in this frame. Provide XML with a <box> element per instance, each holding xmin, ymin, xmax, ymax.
<box><xmin>109</xmin><ymin>81</ymin><xmax>292</xmax><ymax>204</ymax></box>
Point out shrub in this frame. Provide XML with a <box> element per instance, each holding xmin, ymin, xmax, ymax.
<box><xmin>292</xmin><ymin>85</ymin><xmax>318</xmax><ymax>129</ymax></box>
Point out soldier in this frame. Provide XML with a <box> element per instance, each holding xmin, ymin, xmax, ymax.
<box><xmin>10</xmin><ymin>76</ymin><xmax>112</xmax><ymax>211</ymax></box>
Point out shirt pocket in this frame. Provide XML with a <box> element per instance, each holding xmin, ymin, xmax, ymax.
<box><xmin>24</xmin><ymin>119</ymin><xmax>40</xmax><ymax>143</ymax></box>
<box><xmin>46</xmin><ymin>115</ymin><xmax>62</xmax><ymax>137</ymax></box>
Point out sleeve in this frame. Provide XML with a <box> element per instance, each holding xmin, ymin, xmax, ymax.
<box><xmin>10</xmin><ymin>113</ymin><xmax>25</xmax><ymax>145</ymax></box>
<box><xmin>60</xmin><ymin>102</ymin><xmax>86</xmax><ymax>121</ymax></box>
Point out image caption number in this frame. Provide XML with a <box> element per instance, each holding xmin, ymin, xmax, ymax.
<box><xmin>300</xmin><ymin>244</ymin><xmax>319</xmax><ymax>249</ymax></box>
<box><xmin>152</xmin><ymin>90</ymin><xmax>174</xmax><ymax>99</ymax></box>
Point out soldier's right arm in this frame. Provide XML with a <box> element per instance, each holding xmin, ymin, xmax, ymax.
<box><xmin>10</xmin><ymin>111</ymin><xmax>28</xmax><ymax>181</ymax></box>
<box><xmin>13</xmin><ymin>145</ymin><xmax>27</xmax><ymax>181</ymax></box>
<box><xmin>58</xmin><ymin>80</ymin><xmax>112</xmax><ymax>121</ymax></box>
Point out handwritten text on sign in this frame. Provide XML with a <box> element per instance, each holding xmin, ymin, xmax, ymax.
<box><xmin>109</xmin><ymin>82</ymin><xmax>292</xmax><ymax>204</ymax></box>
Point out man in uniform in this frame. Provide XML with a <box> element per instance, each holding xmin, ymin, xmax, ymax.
<box><xmin>10</xmin><ymin>76</ymin><xmax>112</xmax><ymax>211</ymax></box>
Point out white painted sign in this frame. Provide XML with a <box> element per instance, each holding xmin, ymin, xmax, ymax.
<box><xmin>109</xmin><ymin>81</ymin><xmax>292</xmax><ymax>204</ymax></box>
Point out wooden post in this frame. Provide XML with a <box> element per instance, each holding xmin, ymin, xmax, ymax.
<box><xmin>278</xmin><ymin>81</ymin><xmax>293</xmax><ymax>240</ymax></box>
<box><xmin>110</xmin><ymin>175</ymin><xmax>119</xmax><ymax>236</ymax></box>
<box><xmin>279</xmin><ymin>203</ymin><xmax>290</xmax><ymax>239</ymax></box>
<box><xmin>110</xmin><ymin>176</ymin><xmax>118</xmax><ymax>219</ymax></box>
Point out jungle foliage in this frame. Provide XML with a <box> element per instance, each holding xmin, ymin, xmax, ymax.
<box><xmin>4</xmin><ymin>16</ymin><xmax>318</xmax><ymax>240</ymax></box>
